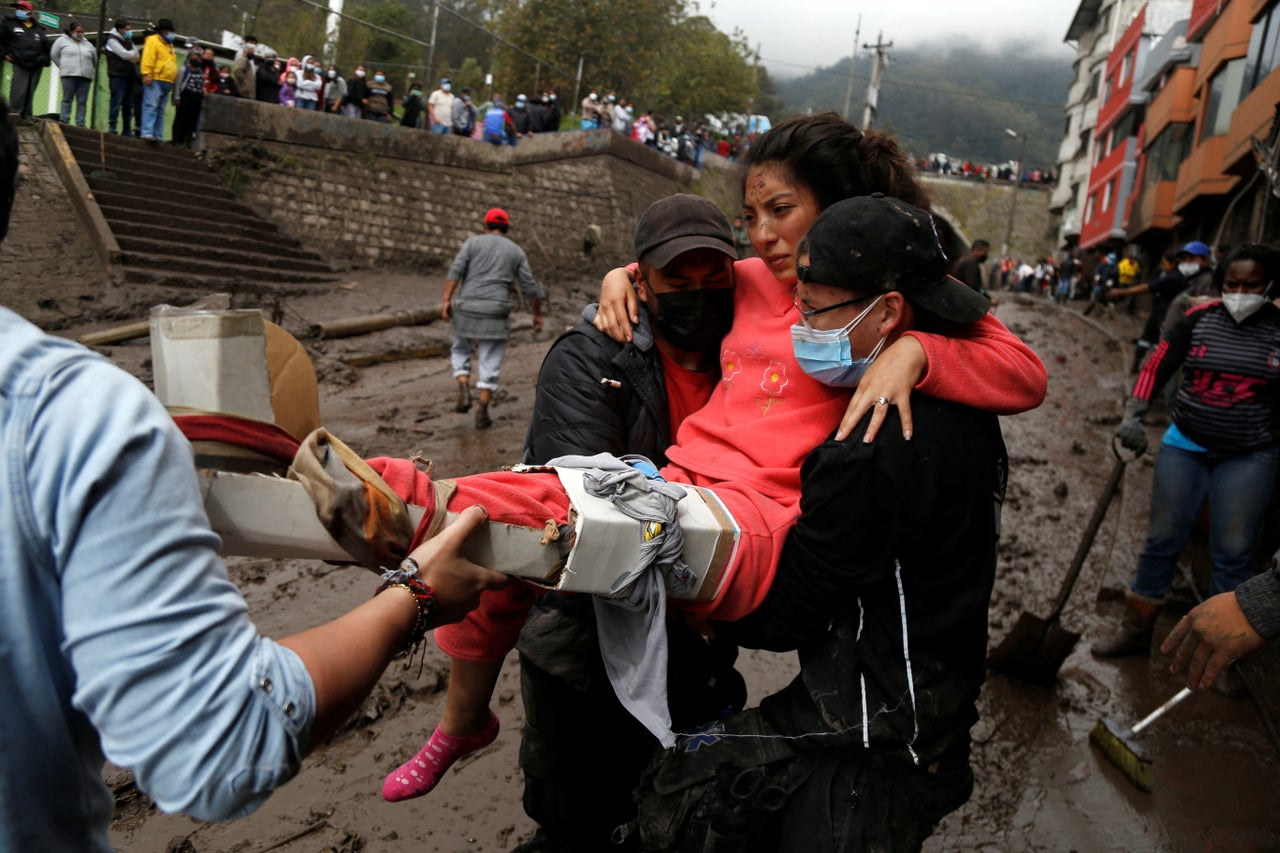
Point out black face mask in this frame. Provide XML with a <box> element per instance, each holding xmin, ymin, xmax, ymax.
<box><xmin>650</xmin><ymin>288</ymin><xmax>734</xmax><ymax>353</ymax></box>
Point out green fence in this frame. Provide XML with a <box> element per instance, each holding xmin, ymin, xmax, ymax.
<box><xmin>2</xmin><ymin>56</ymin><xmax>177</xmax><ymax>135</ymax></box>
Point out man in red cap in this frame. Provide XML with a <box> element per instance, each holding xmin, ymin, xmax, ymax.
<box><xmin>441</xmin><ymin>207</ymin><xmax>545</xmax><ymax>428</ymax></box>
<box><xmin>1</xmin><ymin>0</ymin><xmax>51</xmax><ymax>120</ymax></box>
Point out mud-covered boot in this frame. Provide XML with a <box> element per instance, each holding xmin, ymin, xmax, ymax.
<box><xmin>1091</xmin><ymin>591</ymin><xmax>1162</xmax><ymax>658</ymax></box>
<box><xmin>474</xmin><ymin>389</ymin><xmax>493</xmax><ymax>430</ymax></box>
<box><xmin>455</xmin><ymin>380</ymin><xmax>472</xmax><ymax>413</ymax></box>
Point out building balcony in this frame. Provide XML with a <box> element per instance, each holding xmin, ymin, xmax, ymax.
<box><xmin>1174</xmin><ymin>134</ymin><xmax>1239</xmax><ymax>211</ymax></box>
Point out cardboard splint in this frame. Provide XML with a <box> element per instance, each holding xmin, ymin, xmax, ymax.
<box><xmin>153</xmin><ymin>306</ymin><xmax>739</xmax><ymax>600</ymax></box>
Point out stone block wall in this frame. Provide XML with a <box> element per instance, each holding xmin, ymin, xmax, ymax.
<box><xmin>198</xmin><ymin>96</ymin><xmax>741</xmax><ymax>285</ymax></box>
<box><xmin>922</xmin><ymin>175</ymin><xmax>1056</xmax><ymax>261</ymax></box>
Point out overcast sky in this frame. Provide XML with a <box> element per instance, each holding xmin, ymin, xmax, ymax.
<box><xmin>704</xmin><ymin>0</ymin><xmax>1084</xmax><ymax>77</ymax></box>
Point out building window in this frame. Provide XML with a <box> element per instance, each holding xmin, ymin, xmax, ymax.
<box><xmin>1141</xmin><ymin>122</ymin><xmax>1192</xmax><ymax>189</ymax></box>
<box><xmin>1121</xmin><ymin>51</ymin><xmax>1133</xmax><ymax>84</ymax></box>
<box><xmin>1086</xmin><ymin>68</ymin><xmax>1101</xmax><ymax>101</ymax></box>
<box><xmin>1243</xmin><ymin>1</ymin><xmax>1280</xmax><ymax>97</ymax></box>
<box><xmin>1086</xmin><ymin>193</ymin><xmax>1097</xmax><ymax>224</ymax></box>
<box><xmin>1064</xmin><ymin>114</ymin><xmax>1073</xmax><ymax>136</ymax></box>
<box><xmin>1201</xmin><ymin>58</ymin><xmax>1246</xmax><ymax>140</ymax></box>
<box><xmin>1102</xmin><ymin>179</ymin><xmax>1114</xmax><ymax>213</ymax></box>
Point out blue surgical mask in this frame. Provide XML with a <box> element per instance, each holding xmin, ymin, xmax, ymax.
<box><xmin>162</xmin><ymin>31</ymin><xmax>174</xmax><ymax>43</ymax></box>
<box><xmin>123</xmin><ymin>29</ymin><xmax>133</xmax><ymax>39</ymax></box>
<box><xmin>790</xmin><ymin>295</ymin><xmax>887</xmax><ymax>387</ymax></box>
<box><xmin>15</xmin><ymin>10</ymin><xmax>28</xmax><ymax>20</ymax></box>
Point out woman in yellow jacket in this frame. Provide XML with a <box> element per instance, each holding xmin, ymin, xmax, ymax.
<box><xmin>139</xmin><ymin>18</ymin><xmax>176</xmax><ymax>141</ymax></box>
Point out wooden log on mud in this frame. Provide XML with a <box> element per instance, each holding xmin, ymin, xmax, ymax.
<box><xmin>310</xmin><ymin>308</ymin><xmax>442</xmax><ymax>339</ymax></box>
<box><xmin>78</xmin><ymin>320</ymin><xmax>152</xmax><ymax>346</ymax></box>
<box><xmin>77</xmin><ymin>294</ymin><xmax>236</xmax><ymax>347</ymax></box>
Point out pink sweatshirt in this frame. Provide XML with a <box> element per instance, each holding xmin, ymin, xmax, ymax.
<box><xmin>436</xmin><ymin>257</ymin><xmax>1046</xmax><ymax>660</ymax></box>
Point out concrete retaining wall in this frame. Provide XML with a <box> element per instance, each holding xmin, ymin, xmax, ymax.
<box><xmin>198</xmin><ymin>96</ymin><xmax>742</xmax><ymax>281</ymax></box>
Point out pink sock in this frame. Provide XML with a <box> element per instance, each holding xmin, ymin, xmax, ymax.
<box><xmin>381</xmin><ymin>712</ymin><xmax>500</xmax><ymax>802</ymax></box>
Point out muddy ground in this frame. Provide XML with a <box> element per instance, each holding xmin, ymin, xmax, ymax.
<box><xmin>12</xmin><ymin>269</ymin><xmax>1280</xmax><ymax>852</ymax></box>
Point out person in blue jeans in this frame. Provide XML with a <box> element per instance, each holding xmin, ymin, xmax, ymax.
<box><xmin>139</xmin><ymin>18</ymin><xmax>177</xmax><ymax>141</ymax></box>
<box><xmin>1095</xmin><ymin>243</ymin><xmax>1280</xmax><ymax>695</ymax></box>
<box><xmin>103</xmin><ymin>19</ymin><xmax>141</xmax><ymax>135</ymax></box>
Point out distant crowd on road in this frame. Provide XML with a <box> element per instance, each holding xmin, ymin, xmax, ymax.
<box><xmin>919</xmin><ymin>152</ymin><xmax>1058</xmax><ymax>185</ymax></box>
<box><xmin>2</xmin><ymin>6</ymin><xmax>752</xmax><ymax>167</ymax></box>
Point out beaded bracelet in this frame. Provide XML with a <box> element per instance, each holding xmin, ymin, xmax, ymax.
<box><xmin>376</xmin><ymin>557</ymin><xmax>437</xmax><ymax>655</ymax></box>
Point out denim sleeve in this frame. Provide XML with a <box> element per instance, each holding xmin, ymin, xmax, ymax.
<box><xmin>25</xmin><ymin>355</ymin><xmax>316</xmax><ymax>821</ymax></box>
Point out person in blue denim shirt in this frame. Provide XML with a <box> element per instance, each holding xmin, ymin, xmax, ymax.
<box><xmin>0</xmin><ymin>102</ymin><xmax>507</xmax><ymax>851</ymax></box>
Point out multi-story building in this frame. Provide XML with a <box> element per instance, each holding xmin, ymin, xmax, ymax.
<box><xmin>1125</xmin><ymin>18</ymin><xmax>1198</xmax><ymax>251</ymax></box>
<box><xmin>1172</xmin><ymin>0</ymin><xmax>1280</xmax><ymax>248</ymax></box>
<box><xmin>1058</xmin><ymin>0</ymin><xmax>1280</xmax><ymax>265</ymax></box>
<box><xmin>1053</xmin><ymin>0</ymin><xmax>1148</xmax><ymax>251</ymax></box>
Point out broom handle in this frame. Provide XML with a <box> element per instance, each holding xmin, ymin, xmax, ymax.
<box><xmin>1045</xmin><ymin>446</ymin><xmax>1129</xmax><ymax>622</ymax></box>
<box><xmin>1131</xmin><ymin>687</ymin><xmax>1193</xmax><ymax>735</ymax></box>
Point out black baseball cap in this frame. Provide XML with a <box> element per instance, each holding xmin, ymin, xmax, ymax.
<box><xmin>634</xmin><ymin>194</ymin><xmax>735</xmax><ymax>269</ymax></box>
<box><xmin>798</xmin><ymin>193</ymin><xmax>989</xmax><ymax>324</ymax></box>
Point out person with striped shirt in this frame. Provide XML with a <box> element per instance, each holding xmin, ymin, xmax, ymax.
<box><xmin>1093</xmin><ymin>243</ymin><xmax>1280</xmax><ymax>695</ymax></box>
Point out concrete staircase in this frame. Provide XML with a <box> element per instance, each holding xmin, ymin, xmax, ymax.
<box><xmin>58</xmin><ymin>125</ymin><xmax>341</xmax><ymax>290</ymax></box>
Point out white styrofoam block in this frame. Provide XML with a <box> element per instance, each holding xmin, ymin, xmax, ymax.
<box><xmin>151</xmin><ymin>308</ymin><xmax>274</xmax><ymax>422</ymax></box>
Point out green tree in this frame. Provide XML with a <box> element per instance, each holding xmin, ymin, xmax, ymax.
<box><xmin>655</xmin><ymin>18</ymin><xmax>757</xmax><ymax>120</ymax></box>
<box><xmin>491</xmin><ymin>0</ymin><xmax>686</xmax><ymax>107</ymax></box>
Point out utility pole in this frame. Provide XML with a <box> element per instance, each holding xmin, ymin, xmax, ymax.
<box><xmin>572</xmin><ymin>56</ymin><xmax>583</xmax><ymax>115</ymax></box>
<box><xmin>426</xmin><ymin>0</ymin><xmax>439</xmax><ymax>83</ymax></box>
<box><xmin>1002</xmin><ymin>128</ymin><xmax>1028</xmax><ymax>259</ymax></box>
<box><xmin>860</xmin><ymin>32</ymin><xmax>892</xmax><ymax>130</ymax></box>
<box><xmin>841</xmin><ymin>14</ymin><xmax>862</xmax><ymax>123</ymax></box>
<box><xmin>323</xmin><ymin>0</ymin><xmax>343</xmax><ymax>65</ymax></box>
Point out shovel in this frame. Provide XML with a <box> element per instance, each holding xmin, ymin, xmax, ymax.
<box><xmin>988</xmin><ymin>438</ymin><xmax>1140</xmax><ymax>685</ymax></box>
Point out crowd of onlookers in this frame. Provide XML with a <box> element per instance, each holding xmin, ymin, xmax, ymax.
<box><xmin>2</xmin><ymin>6</ymin><xmax>756</xmax><ymax>164</ymax></box>
<box><xmin>919</xmin><ymin>152</ymin><xmax>1058</xmax><ymax>185</ymax></box>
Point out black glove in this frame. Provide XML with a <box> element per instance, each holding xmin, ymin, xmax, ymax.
<box><xmin>1117</xmin><ymin>417</ymin><xmax>1148</xmax><ymax>455</ymax></box>
<box><xmin>1117</xmin><ymin>397</ymin><xmax>1149</xmax><ymax>454</ymax></box>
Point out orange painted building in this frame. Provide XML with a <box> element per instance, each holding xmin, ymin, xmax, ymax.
<box><xmin>1061</xmin><ymin>0</ymin><xmax>1280</xmax><ymax>262</ymax></box>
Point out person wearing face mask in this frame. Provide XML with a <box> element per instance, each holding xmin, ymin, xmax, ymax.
<box><xmin>139</xmin><ymin>18</ymin><xmax>178</xmax><ymax>141</ymax></box>
<box><xmin>397</xmin><ymin>115</ymin><xmax>1043</xmax><ymax>830</ymax></box>
<box><xmin>278</xmin><ymin>70</ymin><xmax>296</xmax><ymax>108</ymax></box>
<box><xmin>323</xmin><ymin>64</ymin><xmax>345</xmax><ymax>113</ymax></box>
<box><xmin>342</xmin><ymin>64</ymin><xmax>366</xmax><ymax>118</ymax></box>
<box><xmin>1108</xmin><ymin>250</ymin><xmax>1189</xmax><ymax>374</ymax></box>
<box><xmin>104</xmin><ymin>19</ymin><xmax>141</xmax><ymax>133</ymax></box>
<box><xmin>540</xmin><ymin>87</ymin><xmax>561</xmax><ymax>133</ymax></box>
<box><xmin>254</xmin><ymin>47</ymin><xmax>281</xmax><ymax>105</ymax></box>
<box><xmin>1161</xmin><ymin>239</ymin><xmax>1218</xmax><ymax>333</ymax></box>
<box><xmin>49</xmin><ymin>21</ymin><xmax>95</xmax><ymax>127</ymax></box>
<box><xmin>295</xmin><ymin>64</ymin><xmax>322</xmax><ymax>111</ymax></box>
<box><xmin>383</xmin><ymin>197</ymin><xmax>749</xmax><ymax>840</ymax></box>
<box><xmin>362</xmin><ymin>69</ymin><xmax>393</xmax><ymax>121</ymax></box>
<box><xmin>230</xmin><ymin>36</ymin><xmax>257</xmax><ymax>100</ymax></box>
<box><xmin>427</xmin><ymin>75</ymin><xmax>454</xmax><ymax>133</ymax></box>
<box><xmin>581</xmin><ymin>90</ymin><xmax>600</xmax><ymax>128</ymax></box>
<box><xmin>171</xmin><ymin>47</ymin><xmax>206</xmax><ymax>144</ymax></box>
<box><xmin>1096</xmin><ymin>243</ymin><xmax>1280</xmax><ymax>698</ymax></box>
<box><xmin>0</xmin><ymin>0</ymin><xmax>51</xmax><ymax>121</ymax></box>
<box><xmin>627</xmin><ymin>192</ymin><xmax>1006</xmax><ymax>853</ymax></box>
<box><xmin>363</xmin><ymin>68</ymin><xmax>391</xmax><ymax>120</ymax></box>
<box><xmin>450</xmin><ymin>86</ymin><xmax>475</xmax><ymax>136</ymax></box>
<box><xmin>400</xmin><ymin>80</ymin><xmax>425</xmax><ymax>127</ymax></box>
